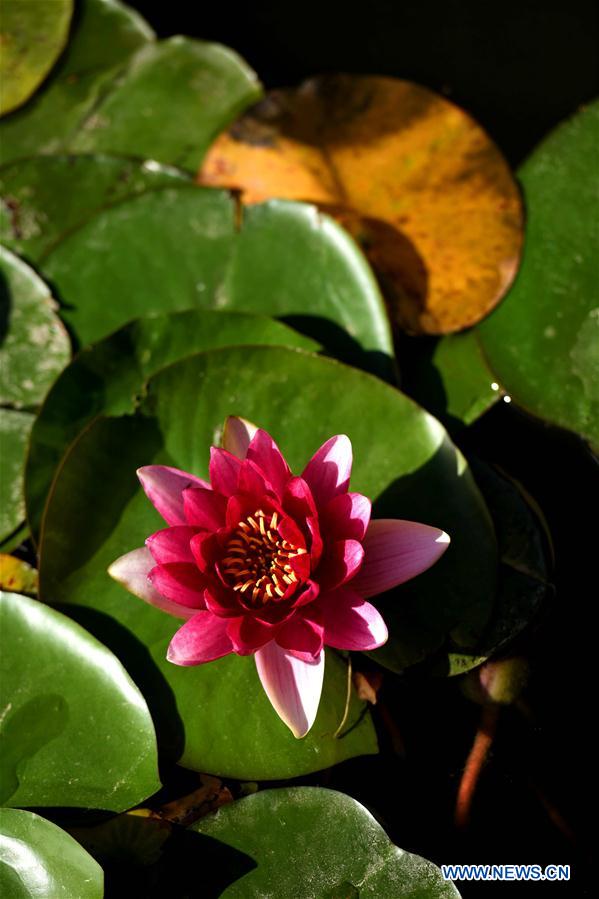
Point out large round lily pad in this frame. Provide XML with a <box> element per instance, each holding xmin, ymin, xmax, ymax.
<box><xmin>0</xmin><ymin>0</ymin><xmax>154</xmax><ymax>165</ymax></box>
<box><xmin>0</xmin><ymin>591</ymin><xmax>160</xmax><ymax>810</ymax></box>
<box><xmin>0</xmin><ymin>247</ymin><xmax>70</xmax><ymax>408</ymax></box>
<box><xmin>0</xmin><ymin>808</ymin><xmax>103</xmax><ymax>899</ymax></box>
<box><xmin>192</xmin><ymin>787</ymin><xmax>460</xmax><ymax>897</ymax></box>
<box><xmin>26</xmin><ymin>309</ymin><xmax>318</xmax><ymax>539</ymax></box>
<box><xmin>0</xmin><ymin>0</ymin><xmax>73</xmax><ymax>117</ymax></box>
<box><xmin>70</xmin><ymin>37</ymin><xmax>262</xmax><ymax>170</ymax></box>
<box><xmin>39</xmin><ymin>348</ymin><xmax>497</xmax><ymax>779</ymax></box>
<box><xmin>200</xmin><ymin>74</ymin><xmax>523</xmax><ymax>335</ymax></box>
<box><xmin>478</xmin><ymin>101</ymin><xmax>599</xmax><ymax>447</ymax></box>
<box><xmin>0</xmin><ymin>154</ymin><xmax>189</xmax><ymax>262</ymax></box>
<box><xmin>40</xmin><ymin>186</ymin><xmax>394</xmax><ymax>369</ymax></box>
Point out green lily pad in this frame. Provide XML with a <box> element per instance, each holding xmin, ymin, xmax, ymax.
<box><xmin>25</xmin><ymin>309</ymin><xmax>318</xmax><ymax>539</ymax></box>
<box><xmin>478</xmin><ymin>101</ymin><xmax>599</xmax><ymax>448</ymax></box>
<box><xmin>0</xmin><ymin>0</ymin><xmax>73</xmax><ymax>117</ymax></box>
<box><xmin>0</xmin><ymin>808</ymin><xmax>103</xmax><ymax>899</ymax></box>
<box><xmin>0</xmin><ymin>410</ymin><xmax>34</xmax><ymax>543</ymax></box>
<box><xmin>399</xmin><ymin>330</ymin><xmax>502</xmax><ymax>430</ymax></box>
<box><xmin>0</xmin><ymin>154</ymin><xmax>189</xmax><ymax>262</ymax></box>
<box><xmin>0</xmin><ymin>591</ymin><xmax>160</xmax><ymax>809</ymax></box>
<box><xmin>39</xmin><ymin>348</ymin><xmax>496</xmax><ymax>777</ymax></box>
<box><xmin>0</xmin><ymin>247</ymin><xmax>70</xmax><ymax>407</ymax></box>
<box><xmin>41</xmin><ymin>187</ymin><xmax>394</xmax><ymax>369</ymax></box>
<box><xmin>38</xmin><ymin>413</ymin><xmax>377</xmax><ymax>779</ymax></box>
<box><xmin>0</xmin><ymin>0</ymin><xmax>154</xmax><ymax>165</ymax></box>
<box><xmin>440</xmin><ymin>464</ymin><xmax>551</xmax><ymax>675</ymax></box>
<box><xmin>192</xmin><ymin>787</ymin><xmax>460</xmax><ymax>897</ymax></box>
<box><xmin>70</xmin><ymin>36</ymin><xmax>262</xmax><ymax>170</ymax></box>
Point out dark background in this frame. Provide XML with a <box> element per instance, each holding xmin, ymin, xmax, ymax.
<box><xmin>126</xmin><ymin>1</ymin><xmax>597</xmax><ymax>895</ymax></box>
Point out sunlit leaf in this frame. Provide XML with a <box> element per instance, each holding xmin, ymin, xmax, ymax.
<box><xmin>0</xmin><ymin>592</ymin><xmax>160</xmax><ymax>810</ymax></box>
<box><xmin>0</xmin><ymin>808</ymin><xmax>103</xmax><ymax>899</ymax></box>
<box><xmin>0</xmin><ymin>0</ymin><xmax>73</xmax><ymax>116</ymax></box>
<box><xmin>200</xmin><ymin>75</ymin><xmax>523</xmax><ymax>335</ymax></box>
<box><xmin>192</xmin><ymin>787</ymin><xmax>460</xmax><ymax>897</ymax></box>
<box><xmin>478</xmin><ymin>101</ymin><xmax>599</xmax><ymax>447</ymax></box>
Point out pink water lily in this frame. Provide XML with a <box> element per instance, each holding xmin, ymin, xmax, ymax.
<box><xmin>109</xmin><ymin>417</ymin><xmax>449</xmax><ymax>737</ymax></box>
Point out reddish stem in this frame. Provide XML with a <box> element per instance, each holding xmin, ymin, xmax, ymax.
<box><xmin>455</xmin><ymin>704</ymin><xmax>499</xmax><ymax>830</ymax></box>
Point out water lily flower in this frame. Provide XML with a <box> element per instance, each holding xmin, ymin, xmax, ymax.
<box><xmin>109</xmin><ymin>417</ymin><xmax>449</xmax><ymax>738</ymax></box>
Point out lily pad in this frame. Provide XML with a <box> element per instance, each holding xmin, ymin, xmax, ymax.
<box><xmin>0</xmin><ymin>247</ymin><xmax>70</xmax><ymax>408</ymax></box>
<box><xmin>39</xmin><ymin>348</ymin><xmax>497</xmax><ymax>776</ymax></box>
<box><xmin>0</xmin><ymin>808</ymin><xmax>103</xmax><ymax>899</ymax></box>
<box><xmin>0</xmin><ymin>410</ymin><xmax>34</xmax><ymax>543</ymax></box>
<box><xmin>0</xmin><ymin>591</ymin><xmax>160</xmax><ymax>809</ymax></box>
<box><xmin>478</xmin><ymin>101</ymin><xmax>599</xmax><ymax>448</ymax></box>
<box><xmin>441</xmin><ymin>464</ymin><xmax>551</xmax><ymax>675</ymax></box>
<box><xmin>0</xmin><ymin>0</ymin><xmax>154</xmax><ymax>165</ymax></box>
<box><xmin>0</xmin><ymin>555</ymin><xmax>37</xmax><ymax>596</ymax></box>
<box><xmin>0</xmin><ymin>0</ymin><xmax>73</xmax><ymax>117</ymax></box>
<box><xmin>26</xmin><ymin>309</ymin><xmax>318</xmax><ymax>539</ymax></box>
<box><xmin>192</xmin><ymin>787</ymin><xmax>460</xmax><ymax>897</ymax></box>
<box><xmin>40</xmin><ymin>186</ymin><xmax>394</xmax><ymax>367</ymax></box>
<box><xmin>0</xmin><ymin>154</ymin><xmax>189</xmax><ymax>262</ymax></box>
<box><xmin>200</xmin><ymin>74</ymin><xmax>523</xmax><ymax>335</ymax></box>
<box><xmin>398</xmin><ymin>330</ymin><xmax>502</xmax><ymax>430</ymax></box>
<box><xmin>70</xmin><ymin>37</ymin><xmax>262</xmax><ymax>170</ymax></box>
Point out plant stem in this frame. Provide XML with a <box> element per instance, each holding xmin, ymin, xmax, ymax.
<box><xmin>455</xmin><ymin>704</ymin><xmax>499</xmax><ymax>829</ymax></box>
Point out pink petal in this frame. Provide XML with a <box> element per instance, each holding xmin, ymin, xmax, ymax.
<box><xmin>222</xmin><ymin>416</ymin><xmax>258</xmax><ymax>459</ymax></box>
<box><xmin>137</xmin><ymin>465</ymin><xmax>209</xmax><ymax>526</ymax></box>
<box><xmin>318</xmin><ymin>539</ymin><xmax>364</xmax><ymax>590</ymax></box>
<box><xmin>276</xmin><ymin>610</ymin><xmax>324</xmax><ymax>661</ymax></box>
<box><xmin>108</xmin><ymin>547</ymin><xmax>195</xmax><ymax>619</ymax></box>
<box><xmin>301</xmin><ymin>435</ymin><xmax>352</xmax><ymax>508</ymax></box>
<box><xmin>321</xmin><ymin>587</ymin><xmax>388</xmax><ymax>650</ymax></box>
<box><xmin>146</xmin><ymin>526</ymin><xmax>196</xmax><ymax>564</ymax></box>
<box><xmin>237</xmin><ymin>458</ymin><xmax>274</xmax><ymax>497</ymax></box>
<box><xmin>351</xmin><ymin>519</ymin><xmax>450</xmax><ymax>598</ymax></box>
<box><xmin>167</xmin><ymin>612</ymin><xmax>234</xmax><ymax>665</ymax></box>
<box><xmin>190</xmin><ymin>531</ymin><xmax>219</xmax><ymax>574</ymax></box>
<box><xmin>227</xmin><ymin>615</ymin><xmax>276</xmax><ymax>654</ymax></box>
<box><xmin>209</xmin><ymin>447</ymin><xmax>242</xmax><ymax>496</ymax></box>
<box><xmin>183</xmin><ymin>487</ymin><xmax>227</xmax><ymax>530</ymax></box>
<box><xmin>283</xmin><ymin>476</ymin><xmax>323</xmax><ymax>564</ymax></box>
<box><xmin>149</xmin><ymin>562</ymin><xmax>207</xmax><ymax>609</ymax></box>
<box><xmin>246</xmin><ymin>429</ymin><xmax>291</xmax><ymax>497</ymax></box>
<box><xmin>320</xmin><ymin>492</ymin><xmax>372</xmax><ymax>541</ymax></box>
<box><xmin>255</xmin><ymin>642</ymin><xmax>325</xmax><ymax>738</ymax></box>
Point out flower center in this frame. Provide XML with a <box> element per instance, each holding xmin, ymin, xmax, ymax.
<box><xmin>221</xmin><ymin>509</ymin><xmax>307</xmax><ymax>605</ymax></box>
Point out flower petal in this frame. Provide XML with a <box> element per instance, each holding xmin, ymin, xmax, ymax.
<box><xmin>183</xmin><ymin>487</ymin><xmax>227</xmax><ymax>530</ymax></box>
<box><xmin>137</xmin><ymin>465</ymin><xmax>210</xmax><ymax>526</ymax></box>
<box><xmin>167</xmin><ymin>612</ymin><xmax>233</xmax><ymax>665</ymax></box>
<box><xmin>318</xmin><ymin>539</ymin><xmax>364</xmax><ymax>590</ymax></box>
<box><xmin>237</xmin><ymin>458</ymin><xmax>275</xmax><ymax>497</ymax></box>
<box><xmin>301</xmin><ymin>435</ymin><xmax>352</xmax><ymax>508</ymax></box>
<box><xmin>222</xmin><ymin>416</ymin><xmax>258</xmax><ymax>459</ymax></box>
<box><xmin>255</xmin><ymin>642</ymin><xmax>325</xmax><ymax>738</ymax></box>
<box><xmin>321</xmin><ymin>587</ymin><xmax>388</xmax><ymax>650</ymax></box>
<box><xmin>108</xmin><ymin>547</ymin><xmax>195</xmax><ymax>619</ymax></box>
<box><xmin>351</xmin><ymin>519</ymin><xmax>450</xmax><ymax>598</ymax></box>
<box><xmin>276</xmin><ymin>610</ymin><xmax>324</xmax><ymax>661</ymax></box>
<box><xmin>246</xmin><ymin>429</ymin><xmax>291</xmax><ymax>497</ymax></box>
<box><xmin>190</xmin><ymin>531</ymin><xmax>219</xmax><ymax>574</ymax></box>
<box><xmin>146</xmin><ymin>526</ymin><xmax>196</xmax><ymax>564</ymax></box>
<box><xmin>149</xmin><ymin>562</ymin><xmax>207</xmax><ymax>609</ymax></box>
<box><xmin>209</xmin><ymin>447</ymin><xmax>241</xmax><ymax>496</ymax></box>
<box><xmin>320</xmin><ymin>492</ymin><xmax>372</xmax><ymax>541</ymax></box>
<box><xmin>227</xmin><ymin>615</ymin><xmax>276</xmax><ymax>654</ymax></box>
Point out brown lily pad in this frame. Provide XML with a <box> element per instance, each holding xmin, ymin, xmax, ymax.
<box><xmin>200</xmin><ymin>75</ymin><xmax>524</xmax><ymax>334</ymax></box>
